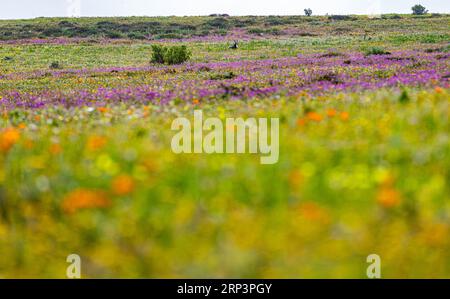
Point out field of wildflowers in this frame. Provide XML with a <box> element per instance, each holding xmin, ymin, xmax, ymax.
<box><xmin>0</xmin><ymin>15</ymin><xmax>449</xmax><ymax>278</ymax></box>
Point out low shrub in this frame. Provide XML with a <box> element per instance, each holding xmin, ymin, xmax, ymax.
<box><xmin>151</xmin><ymin>45</ymin><xmax>191</xmax><ymax>65</ymax></box>
<box><xmin>209</xmin><ymin>71</ymin><xmax>236</xmax><ymax>80</ymax></box>
<box><xmin>328</xmin><ymin>15</ymin><xmax>357</xmax><ymax>21</ymax></box>
<box><xmin>365</xmin><ymin>47</ymin><xmax>391</xmax><ymax>56</ymax></box>
<box><xmin>49</xmin><ymin>61</ymin><xmax>62</xmax><ymax>69</ymax></box>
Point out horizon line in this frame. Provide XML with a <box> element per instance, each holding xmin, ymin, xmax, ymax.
<box><xmin>1</xmin><ymin>12</ymin><xmax>449</xmax><ymax>21</ymax></box>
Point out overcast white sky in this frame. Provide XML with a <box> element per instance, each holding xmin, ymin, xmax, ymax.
<box><xmin>1</xmin><ymin>0</ymin><xmax>449</xmax><ymax>20</ymax></box>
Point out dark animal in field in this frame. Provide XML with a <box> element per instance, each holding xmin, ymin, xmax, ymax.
<box><xmin>229</xmin><ymin>40</ymin><xmax>239</xmax><ymax>49</ymax></box>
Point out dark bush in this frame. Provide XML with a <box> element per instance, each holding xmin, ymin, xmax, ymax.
<box><xmin>127</xmin><ymin>32</ymin><xmax>146</xmax><ymax>40</ymax></box>
<box><xmin>58</xmin><ymin>21</ymin><xmax>76</xmax><ymax>28</ymax></box>
<box><xmin>42</xmin><ymin>27</ymin><xmax>63</xmax><ymax>37</ymax></box>
<box><xmin>49</xmin><ymin>61</ymin><xmax>62</xmax><ymax>69</ymax></box>
<box><xmin>365</xmin><ymin>47</ymin><xmax>391</xmax><ymax>56</ymax></box>
<box><xmin>390</xmin><ymin>14</ymin><xmax>402</xmax><ymax>19</ymax></box>
<box><xmin>398</xmin><ymin>90</ymin><xmax>410</xmax><ymax>104</ymax></box>
<box><xmin>205</xmin><ymin>18</ymin><xmax>229</xmax><ymax>28</ymax></box>
<box><xmin>209</xmin><ymin>71</ymin><xmax>236</xmax><ymax>80</ymax></box>
<box><xmin>412</xmin><ymin>4</ymin><xmax>428</xmax><ymax>15</ymax></box>
<box><xmin>265</xmin><ymin>16</ymin><xmax>285</xmax><ymax>26</ymax></box>
<box><xmin>96</xmin><ymin>21</ymin><xmax>118</xmax><ymax>29</ymax></box>
<box><xmin>329</xmin><ymin>15</ymin><xmax>355</xmax><ymax>21</ymax></box>
<box><xmin>105</xmin><ymin>31</ymin><xmax>123</xmax><ymax>39</ymax></box>
<box><xmin>232</xmin><ymin>19</ymin><xmax>257</xmax><ymax>28</ymax></box>
<box><xmin>151</xmin><ymin>45</ymin><xmax>191</xmax><ymax>65</ymax></box>
<box><xmin>164</xmin><ymin>45</ymin><xmax>191</xmax><ymax>65</ymax></box>
<box><xmin>315</xmin><ymin>72</ymin><xmax>341</xmax><ymax>84</ymax></box>
<box><xmin>151</xmin><ymin>45</ymin><xmax>166</xmax><ymax>64</ymax></box>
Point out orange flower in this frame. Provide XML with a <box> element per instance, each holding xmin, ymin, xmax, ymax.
<box><xmin>86</xmin><ymin>135</ymin><xmax>107</xmax><ymax>151</ymax></box>
<box><xmin>288</xmin><ymin>170</ymin><xmax>303</xmax><ymax>190</ymax></box>
<box><xmin>61</xmin><ymin>189</ymin><xmax>111</xmax><ymax>214</ymax></box>
<box><xmin>34</xmin><ymin>115</ymin><xmax>41</xmax><ymax>122</ymax></box>
<box><xmin>192</xmin><ymin>98</ymin><xmax>200</xmax><ymax>105</ymax></box>
<box><xmin>296</xmin><ymin>118</ymin><xmax>307</xmax><ymax>126</ymax></box>
<box><xmin>97</xmin><ymin>107</ymin><xmax>109</xmax><ymax>113</ymax></box>
<box><xmin>50</xmin><ymin>143</ymin><xmax>62</xmax><ymax>155</ymax></box>
<box><xmin>112</xmin><ymin>174</ymin><xmax>135</xmax><ymax>196</ymax></box>
<box><xmin>18</xmin><ymin>123</ymin><xmax>26</xmax><ymax>129</ymax></box>
<box><xmin>0</xmin><ymin>128</ymin><xmax>21</xmax><ymax>152</ymax></box>
<box><xmin>298</xmin><ymin>202</ymin><xmax>330</xmax><ymax>223</ymax></box>
<box><xmin>376</xmin><ymin>187</ymin><xmax>402</xmax><ymax>208</ymax></box>
<box><xmin>340</xmin><ymin>112</ymin><xmax>350</xmax><ymax>121</ymax></box>
<box><xmin>326</xmin><ymin>109</ymin><xmax>337</xmax><ymax>117</ymax></box>
<box><xmin>435</xmin><ymin>87</ymin><xmax>443</xmax><ymax>94</ymax></box>
<box><xmin>306</xmin><ymin>112</ymin><xmax>323</xmax><ymax>122</ymax></box>
<box><xmin>24</xmin><ymin>139</ymin><xmax>34</xmax><ymax>150</ymax></box>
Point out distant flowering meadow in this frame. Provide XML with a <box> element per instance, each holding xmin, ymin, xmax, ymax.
<box><xmin>0</xmin><ymin>50</ymin><xmax>448</xmax><ymax>109</ymax></box>
<box><xmin>0</xmin><ymin>15</ymin><xmax>449</xmax><ymax>278</ymax></box>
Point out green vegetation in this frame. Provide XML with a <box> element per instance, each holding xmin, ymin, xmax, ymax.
<box><xmin>364</xmin><ymin>46</ymin><xmax>391</xmax><ymax>56</ymax></box>
<box><xmin>151</xmin><ymin>44</ymin><xmax>191</xmax><ymax>65</ymax></box>
<box><xmin>0</xmin><ymin>14</ymin><xmax>448</xmax><ymax>40</ymax></box>
<box><xmin>0</xmin><ymin>14</ymin><xmax>448</xmax><ymax>279</ymax></box>
<box><xmin>412</xmin><ymin>4</ymin><xmax>428</xmax><ymax>15</ymax></box>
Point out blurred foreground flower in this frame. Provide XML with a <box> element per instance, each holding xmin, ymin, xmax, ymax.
<box><xmin>111</xmin><ymin>174</ymin><xmax>135</xmax><ymax>196</ymax></box>
<box><xmin>86</xmin><ymin>135</ymin><xmax>108</xmax><ymax>151</ymax></box>
<box><xmin>434</xmin><ymin>87</ymin><xmax>443</xmax><ymax>94</ymax></box>
<box><xmin>298</xmin><ymin>202</ymin><xmax>330</xmax><ymax>223</ymax></box>
<box><xmin>376</xmin><ymin>187</ymin><xmax>402</xmax><ymax>208</ymax></box>
<box><xmin>0</xmin><ymin>128</ymin><xmax>21</xmax><ymax>153</ymax></box>
<box><xmin>306</xmin><ymin>112</ymin><xmax>323</xmax><ymax>122</ymax></box>
<box><xmin>340</xmin><ymin>112</ymin><xmax>350</xmax><ymax>121</ymax></box>
<box><xmin>62</xmin><ymin>189</ymin><xmax>111</xmax><ymax>214</ymax></box>
<box><xmin>326</xmin><ymin>108</ymin><xmax>337</xmax><ymax>117</ymax></box>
